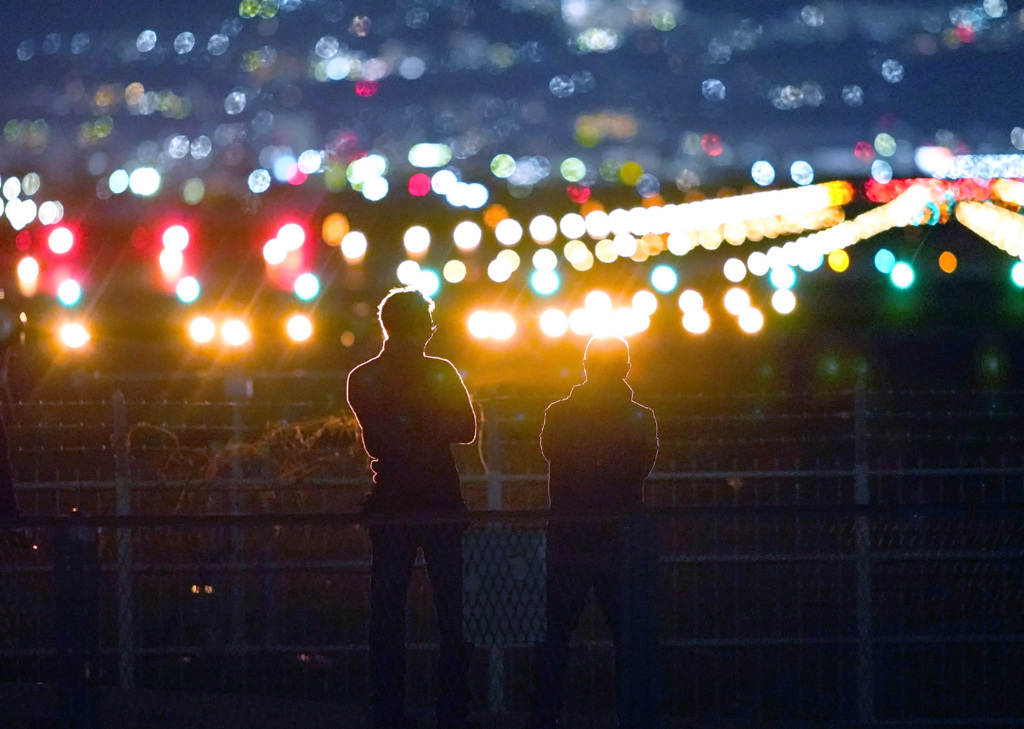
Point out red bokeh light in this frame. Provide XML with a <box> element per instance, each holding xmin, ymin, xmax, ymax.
<box><xmin>408</xmin><ymin>173</ymin><xmax>431</xmax><ymax>196</ymax></box>
<box><xmin>566</xmin><ymin>185</ymin><xmax>591</xmax><ymax>203</ymax></box>
<box><xmin>288</xmin><ymin>169</ymin><xmax>308</xmax><ymax>186</ymax></box>
<box><xmin>854</xmin><ymin>141</ymin><xmax>875</xmax><ymax>162</ymax></box>
<box><xmin>701</xmin><ymin>133</ymin><xmax>723</xmax><ymax>156</ymax></box>
<box><xmin>355</xmin><ymin>81</ymin><xmax>378</xmax><ymax>97</ymax></box>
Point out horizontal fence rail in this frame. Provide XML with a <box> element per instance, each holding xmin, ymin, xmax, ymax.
<box><xmin>2</xmin><ymin>378</ymin><xmax>1024</xmax><ymax>727</ymax></box>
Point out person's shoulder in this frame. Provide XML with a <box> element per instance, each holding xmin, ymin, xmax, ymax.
<box><xmin>347</xmin><ymin>354</ymin><xmax>380</xmax><ymax>384</ymax></box>
<box><xmin>424</xmin><ymin>354</ymin><xmax>462</xmax><ymax>376</ymax></box>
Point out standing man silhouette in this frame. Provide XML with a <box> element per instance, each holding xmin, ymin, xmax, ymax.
<box><xmin>347</xmin><ymin>287</ymin><xmax>478</xmax><ymax>729</ymax></box>
<box><xmin>530</xmin><ymin>335</ymin><xmax>661</xmax><ymax>729</ymax></box>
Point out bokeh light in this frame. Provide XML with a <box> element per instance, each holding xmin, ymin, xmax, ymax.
<box><xmin>938</xmin><ymin>251</ymin><xmax>957</xmax><ymax>273</ymax></box>
<box><xmin>771</xmin><ymin>289</ymin><xmax>797</xmax><ymax>314</ymax></box>
<box><xmin>176</xmin><ymin>276</ymin><xmax>200</xmax><ymax>303</ymax></box>
<box><xmin>738</xmin><ymin>307</ymin><xmax>764</xmax><ymax>333</ymax></box>
<box><xmin>59</xmin><ymin>322</ymin><xmax>90</xmax><ymax>349</ymax></box>
<box><xmin>293</xmin><ymin>272</ymin><xmax>320</xmax><ymax>300</ymax></box>
<box><xmin>769</xmin><ymin>265</ymin><xmax>796</xmax><ymax>290</ymax></box>
<box><xmin>162</xmin><ymin>225</ymin><xmax>189</xmax><ymax>251</ymax></box>
<box><xmin>530</xmin><ymin>269</ymin><xmax>560</xmax><ymax>295</ymax></box>
<box><xmin>189</xmin><ymin>316</ymin><xmax>215</xmax><ymax>343</ymax></box>
<box><xmin>453</xmin><ymin>221</ymin><xmax>483</xmax><ymax>250</ymax></box>
<box><xmin>678</xmin><ymin>289</ymin><xmax>703</xmax><ymax>314</ymax></box>
<box><xmin>874</xmin><ymin>249</ymin><xmax>896</xmax><ymax>274</ymax></box>
<box><xmin>57</xmin><ymin>279</ymin><xmax>82</xmax><ymax>306</ymax></box>
<box><xmin>263</xmin><ymin>238</ymin><xmax>287</xmax><ymax>265</ymax></box>
<box><xmin>539</xmin><ymin>309</ymin><xmax>569</xmax><ymax>337</ymax></box>
<box><xmin>222</xmin><ymin>319</ymin><xmax>251</xmax><ymax>347</ymax></box>
<box><xmin>1012</xmin><ymin>261</ymin><xmax>1024</xmax><ymax>288</ymax></box>
<box><xmin>529</xmin><ymin>215</ymin><xmax>558</xmax><ymax>243</ymax></box>
<box><xmin>723</xmin><ymin>258</ymin><xmax>746</xmax><ymax>282</ymax></box>
<box><xmin>632</xmin><ymin>290</ymin><xmax>658</xmax><ymax>316</ymax></box>
<box><xmin>17</xmin><ymin>256</ymin><xmax>39</xmax><ymax>284</ymax></box>
<box><xmin>48</xmin><ymin>227</ymin><xmax>74</xmax><ymax>255</ymax></box>
<box><xmin>724</xmin><ymin>287</ymin><xmax>751</xmax><ymax>315</ymax></box>
<box><xmin>828</xmin><ymin>249</ymin><xmax>850</xmax><ymax>272</ymax></box>
<box><xmin>494</xmin><ymin>218</ymin><xmax>523</xmax><ymax>246</ymax></box>
<box><xmin>891</xmin><ymin>261</ymin><xmax>914</xmax><ymax>288</ymax></box>
<box><xmin>682</xmin><ymin>309</ymin><xmax>711</xmax><ymax>334</ymax></box>
<box><xmin>341</xmin><ymin>231</ymin><xmax>368</xmax><ymax>261</ymax></box>
<box><xmin>159</xmin><ymin>247</ymin><xmax>184</xmax><ymax>275</ymax></box>
<box><xmin>651</xmin><ymin>265</ymin><xmax>678</xmax><ymax>293</ymax></box>
<box><xmin>286</xmin><ymin>314</ymin><xmax>313</xmax><ymax>342</ymax></box>
<box><xmin>403</xmin><ymin>225</ymin><xmax>430</xmax><ymax>255</ymax></box>
<box><xmin>278</xmin><ymin>223</ymin><xmax>306</xmax><ymax>250</ymax></box>
<box><xmin>443</xmin><ymin>260</ymin><xmax>467</xmax><ymax>283</ymax></box>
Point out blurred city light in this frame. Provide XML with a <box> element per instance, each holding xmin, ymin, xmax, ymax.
<box><xmin>294</xmin><ymin>272</ymin><xmax>320</xmax><ymax>300</ymax></box>
<box><xmin>59</xmin><ymin>322</ymin><xmax>90</xmax><ymax>349</ymax></box>
<box><xmin>724</xmin><ymin>287</ymin><xmax>751</xmax><ymax>315</ymax></box>
<box><xmin>340</xmin><ymin>231</ymin><xmax>368</xmax><ymax>261</ymax></box>
<box><xmin>738</xmin><ymin>307</ymin><xmax>765</xmax><ymax>333</ymax></box>
<box><xmin>159</xmin><ymin>247</ymin><xmax>184</xmax><ymax>275</ymax></box>
<box><xmin>222</xmin><ymin>319</ymin><xmax>251</xmax><ymax>346</ymax></box>
<box><xmin>678</xmin><ymin>289</ymin><xmax>703</xmax><ymax>314</ymax></box>
<box><xmin>682</xmin><ymin>309</ymin><xmax>711</xmax><ymax>334</ymax></box>
<box><xmin>17</xmin><ymin>256</ymin><xmax>39</xmax><ymax>284</ymax></box>
<box><xmin>891</xmin><ymin>261</ymin><xmax>915</xmax><ymax>288</ymax></box>
<box><xmin>771</xmin><ymin>289</ymin><xmax>797</xmax><ymax>314</ymax></box>
<box><xmin>530</xmin><ymin>269</ymin><xmax>560</xmax><ymax>295</ymax></box>
<box><xmin>1013</xmin><ymin>261</ymin><xmax>1024</xmax><ymax>288</ymax></box>
<box><xmin>278</xmin><ymin>222</ymin><xmax>306</xmax><ymax>250</ymax></box>
<box><xmin>286</xmin><ymin>314</ymin><xmax>313</xmax><ymax>342</ymax></box>
<box><xmin>539</xmin><ymin>308</ymin><xmax>569</xmax><ymax>337</ymax></box>
<box><xmin>48</xmin><ymin>227</ymin><xmax>74</xmax><ymax>255</ymax></box>
<box><xmin>651</xmin><ymin>265</ymin><xmax>678</xmax><ymax>293</ymax></box>
<box><xmin>176</xmin><ymin>276</ymin><xmax>200</xmax><ymax>303</ymax></box>
<box><xmin>189</xmin><ymin>316</ymin><xmax>216</xmax><ymax>343</ymax></box>
<box><xmin>162</xmin><ymin>224</ymin><xmax>190</xmax><ymax>251</ymax></box>
<box><xmin>57</xmin><ymin>279</ymin><xmax>82</xmax><ymax>306</ymax></box>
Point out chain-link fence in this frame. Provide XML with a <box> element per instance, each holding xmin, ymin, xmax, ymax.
<box><xmin>2</xmin><ymin>376</ymin><xmax>1024</xmax><ymax>728</ymax></box>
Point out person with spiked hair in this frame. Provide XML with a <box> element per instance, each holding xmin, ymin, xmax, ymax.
<box><xmin>529</xmin><ymin>335</ymin><xmax>662</xmax><ymax>729</ymax></box>
<box><xmin>347</xmin><ymin>287</ymin><xmax>479</xmax><ymax>729</ymax></box>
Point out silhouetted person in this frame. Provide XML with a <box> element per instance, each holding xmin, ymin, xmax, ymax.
<box><xmin>529</xmin><ymin>335</ymin><xmax>661</xmax><ymax>729</ymax></box>
<box><xmin>347</xmin><ymin>287</ymin><xmax>478</xmax><ymax>729</ymax></box>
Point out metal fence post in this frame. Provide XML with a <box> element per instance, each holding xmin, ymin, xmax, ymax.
<box><xmin>483</xmin><ymin>400</ymin><xmax>505</xmax><ymax>714</ymax></box>
<box><xmin>112</xmin><ymin>390</ymin><xmax>135</xmax><ymax>690</ymax></box>
<box><xmin>854</xmin><ymin>378</ymin><xmax>874</xmax><ymax>724</ymax></box>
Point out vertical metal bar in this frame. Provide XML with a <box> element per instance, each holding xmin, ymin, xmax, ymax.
<box><xmin>854</xmin><ymin>378</ymin><xmax>874</xmax><ymax>725</ymax></box>
<box><xmin>483</xmin><ymin>400</ymin><xmax>505</xmax><ymax>714</ymax></box>
<box><xmin>112</xmin><ymin>390</ymin><xmax>135</xmax><ymax>690</ymax></box>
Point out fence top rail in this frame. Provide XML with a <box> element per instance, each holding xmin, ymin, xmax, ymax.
<box><xmin>5</xmin><ymin>501</ymin><xmax>1024</xmax><ymax>530</ymax></box>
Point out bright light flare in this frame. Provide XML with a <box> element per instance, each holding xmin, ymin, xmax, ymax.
<box><xmin>539</xmin><ymin>309</ymin><xmax>569</xmax><ymax>337</ymax></box>
<box><xmin>632</xmin><ymin>290</ymin><xmax>658</xmax><ymax>316</ymax></box>
<box><xmin>678</xmin><ymin>289</ymin><xmax>703</xmax><ymax>314</ymax></box>
<box><xmin>59</xmin><ymin>322</ymin><xmax>90</xmax><ymax>349</ymax></box>
<box><xmin>189</xmin><ymin>316</ymin><xmax>215</xmax><ymax>343</ymax></box>
<box><xmin>57</xmin><ymin>279</ymin><xmax>82</xmax><ymax>306</ymax></box>
<box><xmin>48</xmin><ymin>227</ymin><xmax>74</xmax><ymax>255</ymax></box>
<box><xmin>286</xmin><ymin>314</ymin><xmax>313</xmax><ymax>342</ymax></box>
<box><xmin>651</xmin><ymin>265</ymin><xmax>678</xmax><ymax>293</ymax></box>
<box><xmin>341</xmin><ymin>231</ymin><xmax>368</xmax><ymax>261</ymax></box>
<box><xmin>278</xmin><ymin>223</ymin><xmax>306</xmax><ymax>250</ymax></box>
<box><xmin>454</xmin><ymin>221</ymin><xmax>483</xmax><ymax>250</ymax></box>
<box><xmin>723</xmin><ymin>258</ymin><xmax>747</xmax><ymax>282</ymax></box>
<box><xmin>222</xmin><ymin>319</ymin><xmax>251</xmax><ymax>346</ymax></box>
<box><xmin>682</xmin><ymin>309</ymin><xmax>711</xmax><ymax>334</ymax></box>
<box><xmin>294</xmin><ymin>272</ymin><xmax>320</xmax><ymax>300</ymax></box>
<box><xmin>738</xmin><ymin>307</ymin><xmax>764</xmax><ymax>333</ymax></box>
<box><xmin>771</xmin><ymin>289</ymin><xmax>797</xmax><ymax>314</ymax></box>
<box><xmin>263</xmin><ymin>238</ymin><xmax>287</xmax><ymax>265</ymax></box>
<box><xmin>891</xmin><ymin>262</ymin><xmax>914</xmax><ymax>288</ymax></box>
<box><xmin>403</xmin><ymin>225</ymin><xmax>430</xmax><ymax>255</ymax></box>
<box><xmin>468</xmin><ymin>310</ymin><xmax>516</xmax><ymax>340</ymax></box>
<box><xmin>584</xmin><ymin>290</ymin><xmax>613</xmax><ymax>314</ymax></box>
<box><xmin>17</xmin><ymin>256</ymin><xmax>39</xmax><ymax>283</ymax></box>
<box><xmin>162</xmin><ymin>225</ymin><xmax>190</xmax><ymax>251</ymax></box>
<box><xmin>159</xmin><ymin>247</ymin><xmax>184</xmax><ymax>275</ymax></box>
<box><xmin>723</xmin><ymin>288</ymin><xmax>751</xmax><ymax>315</ymax></box>
<box><xmin>176</xmin><ymin>276</ymin><xmax>200</xmax><ymax>303</ymax></box>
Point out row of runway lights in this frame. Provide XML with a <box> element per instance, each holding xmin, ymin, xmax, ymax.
<box><xmin>54</xmin><ymin>286</ymin><xmax>791</xmax><ymax>351</ymax></box>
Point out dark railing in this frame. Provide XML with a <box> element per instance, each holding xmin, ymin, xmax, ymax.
<box><xmin>2</xmin><ymin>378</ymin><xmax>1024</xmax><ymax>727</ymax></box>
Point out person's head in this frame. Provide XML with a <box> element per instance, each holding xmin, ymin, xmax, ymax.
<box><xmin>378</xmin><ymin>287</ymin><xmax>436</xmax><ymax>346</ymax></box>
<box><xmin>583</xmin><ymin>335</ymin><xmax>630</xmax><ymax>381</ymax></box>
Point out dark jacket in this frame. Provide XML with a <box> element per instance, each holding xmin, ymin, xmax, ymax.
<box><xmin>346</xmin><ymin>344</ymin><xmax>476</xmax><ymax>513</ymax></box>
<box><xmin>541</xmin><ymin>377</ymin><xmax>658</xmax><ymax>513</ymax></box>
